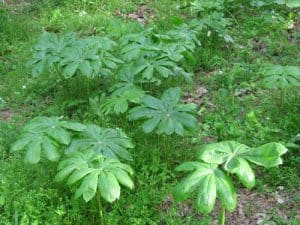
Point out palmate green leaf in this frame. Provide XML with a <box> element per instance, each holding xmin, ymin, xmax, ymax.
<box><xmin>10</xmin><ymin>117</ymin><xmax>86</xmax><ymax>163</ymax></box>
<box><xmin>261</xmin><ymin>65</ymin><xmax>300</xmax><ymax>89</ymax></box>
<box><xmin>198</xmin><ymin>141</ymin><xmax>249</xmax><ymax>165</ymax></box>
<box><xmin>225</xmin><ymin>157</ymin><xmax>255</xmax><ymax>189</ymax></box>
<box><xmin>72</xmin><ymin>170</ymin><xmax>99</xmax><ymax>202</ymax></box>
<box><xmin>135</xmin><ymin>58</ymin><xmax>178</xmax><ymax>81</ymax></box>
<box><xmin>244</xmin><ymin>142</ymin><xmax>288</xmax><ymax>168</ymax></box>
<box><xmin>60</xmin><ymin>47</ymin><xmax>99</xmax><ymax>78</ymax></box>
<box><xmin>215</xmin><ymin>169</ymin><xmax>236</xmax><ymax>212</ymax></box>
<box><xmin>63</xmin><ymin>62</ymin><xmax>79</xmax><ymax>78</ymax></box>
<box><xmin>191</xmin><ymin>0</ymin><xmax>224</xmax><ymax>12</ymax></box>
<box><xmin>25</xmin><ymin>139</ymin><xmax>42</xmax><ymax>164</ymax></box>
<box><xmin>65</xmin><ymin>125</ymin><xmax>134</xmax><ymax>161</ymax></box>
<box><xmin>119</xmin><ymin>31</ymin><xmax>150</xmax><ymax>61</ymax></box>
<box><xmin>129</xmin><ymin>87</ymin><xmax>198</xmax><ymax>135</ymax></box>
<box><xmin>197</xmin><ymin>141</ymin><xmax>288</xmax><ymax>189</ymax></box>
<box><xmin>28</xmin><ymin>32</ymin><xmax>76</xmax><ymax>77</ymax></box>
<box><xmin>42</xmin><ymin>136</ymin><xmax>60</xmax><ymax>162</ymax></box>
<box><xmin>286</xmin><ymin>0</ymin><xmax>300</xmax><ymax>8</ymax></box>
<box><xmin>166</xmin><ymin>23</ymin><xmax>201</xmax><ymax>52</ymax></box>
<box><xmin>56</xmin><ymin>150</ymin><xmax>134</xmax><ymax>203</ymax></box>
<box><xmin>101</xmin><ymin>86</ymin><xmax>145</xmax><ymax>115</ymax></box>
<box><xmin>98</xmin><ymin>172</ymin><xmax>120</xmax><ymax>203</ymax></box>
<box><xmin>173</xmin><ymin>162</ymin><xmax>236</xmax><ymax>213</ymax></box>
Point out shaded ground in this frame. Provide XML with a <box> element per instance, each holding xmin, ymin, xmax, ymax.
<box><xmin>162</xmin><ymin>188</ymin><xmax>300</xmax><ymax>224</ymax></box>
<box><xmin>0</xmin><ymin>108</ymin><xmax>15</xmax><ymax>122</ymax></box>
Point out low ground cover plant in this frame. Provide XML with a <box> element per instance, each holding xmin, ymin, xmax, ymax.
<box><xmin>173</xmin><ymin>141</ymin><xmax>288</xmax><ymax>224</ymax></box>
<box><xmin>1</xmin><ymin>0</ymin><xmax>299</xmax><ymax>224</ymax></box>
<box><xmin>10</xmin><ymin>117</ymin><xmax>135</xmax><ymax>223</ymax></box>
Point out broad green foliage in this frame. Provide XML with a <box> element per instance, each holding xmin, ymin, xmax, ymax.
<box><xmin>261</xmin><ymin>65</ymin><xmax>300</xmax><ymax>89</ymax></box>
<box><xmin>10</xmin><ymin>116</ymin><xmax>135</xmax><ymax>206</ymax></box>
<box><xmin>190</xmin><ymin>0</ymin><xmax>233</xmax><ymax>43</ymax></box>
<box><xmin>173</xmin><ymin>141</ymin><xmax>288</xmax><ymax>213</ymax></box>
<box><xmin>101</xmin><ymin>86</ymin><xmax>145</xmax><ymax>115</ymax></box>
<box><xmin>60</xmin><ymin>37</ymin><xmax>122</xmax><ymax>78</ymax></box>
<box><xmin>173</xmin><ymin>162</ymin><xmax>236</xmax><ymax>213</ymax></box>
<box><xmin>272</xmin><ymin>0</ymin><xmax>300</xmax><ymax>8</ymax></box>
<box><xmin>198</xmin><ymin>141</ymin><xmax>287</xmax><ymax>187</ymax></box>
<box><xmin>28</xmin><ymin>32</ymin><xmax>122</xmax><ymax>78</ymax></box>
<box><xmin>129</xmin><ymin>87</ymin><xmax>198</xmax><ymax>135</ymax></box>
<box><xmin>28</xmin><ymin>17</ymin><xmax>202</xmax><ymax>89</ymax></box>
<box><xmin>100</xmin><ymin>65</ymin><xmax>146</xmax><ymax>115</ymax></box>
<box><xmin>55</xmin><ymin>150</ymin><xmax>134</xmax><ymax>203</ymax></box>
<box><xmin>106</xmin><ymin>18</ymin><xmax>143</xmax><ymax>38</ymax></box>
<box><xmin>118</xmin><ymin>29</ymin><xmax>195</xmax><ymax>83</ymax></box>
<box><xmin>65</xmin><ymin>125</ymin><xmax>134</xmax><ymax>161</ymax></box>
<box><xmin>28</xmin><ymin>32</ymin><xmax>76</xmax><ymax>77</ymax></box>
<box><xmin>165</xmin><ymin>23</ymin><xmax>201</xmax><ymax>52</ymax></box>
<box><xmin>10</xmin><ymin>117</ymin><xmax>85</xmax><ymax>163</ymax></box>
<box><xmin>4</xmin><ymin>0</ymin><xmax>300</xmax><ymax>224</ymax></box>
<box><xmin>285</xmin><ymin>0</ymin><xmax>300</xmax><ymax>8</ymax></box>
<box><xmin>191</xmin><ymin>0</ymin><xmax>224</xmax><ymax>12</ymax></box>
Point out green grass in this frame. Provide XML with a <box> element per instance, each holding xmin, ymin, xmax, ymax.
<box><xmin>0</xmin><ymin>0</ymin><xmax>299</xmax><ymax>224</ymax></box>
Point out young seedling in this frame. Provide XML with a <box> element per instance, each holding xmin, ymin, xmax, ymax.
<box><xmin>173</xmin><ymin>141</ymin><xmax>288</xmax><ymax>225</ymax></box>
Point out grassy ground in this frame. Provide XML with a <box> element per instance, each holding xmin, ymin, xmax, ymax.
<box><xmin>0</xmin><ymin>0</ymin><xmax>299</xmax><ymax>224</ymax></box>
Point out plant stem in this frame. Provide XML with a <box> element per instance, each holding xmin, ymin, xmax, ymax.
<box><xmin>225</xmin><ymin>9</ymin><xmax>240</xmax><ymax>27</ymax></box>
<box><xmin>87</xmin><ymin>78</ymin><xmax>90</xmax><ymax>98</ymax></box>
<box><xmin>220</xmin><ymin>206</ymin><xmax>226</xmax><ymax>225</ymax></box>
<box><xmin>96</xmin><ymin>191</ymin><xmax>104</xmax><ymax>225</ymax></box>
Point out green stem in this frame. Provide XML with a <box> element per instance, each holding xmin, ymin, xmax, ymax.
<box><xmin>220</xmin><ymin>207</ymin><xmax>226</xmax><ymax>225</ymax></box>
<box><xmin>97</xmin><ymin>192</ymin><xmax>104</xmax><ymax>225</ymax></box>
<box><xmin>225</xmin><ymin>9</ymin><xmax>240</xmax><ymax>27</ymax></box>
<box><xmin>87</xmin><ymin>78</ymin><xmax>90</xmax><ymax>98</ymax></box>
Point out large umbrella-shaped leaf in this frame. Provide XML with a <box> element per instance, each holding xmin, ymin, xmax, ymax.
<box><xmin>65</xmin><ymin>125</ymin><xmax>134</xmax><ymax>161</ymax></box>
<box><xmin>129</xmin><ymin>87</ymin><xmax>198</xmax><ymax>135</ymax></box>
<box><xmin>55</xmin><ymin>150</ymin><xmax>134</xmax><ymax>203</ymax></box>
<box><xmin>11</xmin><ymin>116</ymin><xmax>86</xmax><ymax>163</ymax></box>
<box><xmin>28</xmin><ymin>32</ymin><xmax>76</xmax><ymax>77</ymax></box>
<box><xmin>197</xmin><ymin>141</ymin><xmax>288</xmax><ymax>189</ymax></box>
<box><xmin>243</xmin><ymin>142</ymin><xmax>288</xmax><ymax>168</ymax></box>
<box><xmin>101</xmin><ymin>85</ymin><xmax>145</xmax><ymax>115</ymax></box>
<box><xmin>261</xmin><ymin>65</ymin><xmax>300</xmax><ymax>89</ymax></box>
<box><xmin>173</xmin><ymin>162</ymin><xmax>236</xmax><ymax>213</ymax></box>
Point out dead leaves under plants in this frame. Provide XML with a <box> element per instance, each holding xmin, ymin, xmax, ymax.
<box><xmin>115</xmin><ymin>4</ymin><xmax>155</xmax><ymax>25</ymax></box>
<box><xmin>161</xmin><ymin>188</ymin><xmax>299</xmax><ymax>225</ymax></box>
<box><xmin>0</xmin><ymin>108</ymin><xmax>15</xmax><ymax>122</ymax></box>
<box><xmin>183</xmin><ymin>86</ymin><xmax>208</xmax><ymax>105</ymax></box>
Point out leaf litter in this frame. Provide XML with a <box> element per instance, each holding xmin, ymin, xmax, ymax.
<box><xmin>114</xmin><ymin>4</ymin><xmax>155</xmax><ymax>26</ymax></box>
<box><xmin>161</xmin><ymin>188</ymin><xmax>299</xmax><ymax>225</ymax></box>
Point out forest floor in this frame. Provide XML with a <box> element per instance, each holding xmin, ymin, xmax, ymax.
<box><xmin>0</xmin><ymin>0</ymin><xmax>299</xmax><ymax>224</ymax></box>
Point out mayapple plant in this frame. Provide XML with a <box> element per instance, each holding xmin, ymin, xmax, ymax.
<box><xmin>100</xmin><ymin>65</ymin><xmax>146</xmax><ymax>115</ymax></box>
<box><xmin>10</xmin><ymin>117</ymin><xmax>135</xmax><ymax>225</ymax></box>
<box><xmin>10</xmin><ymin>116</ymin><xmax>86</xmax><ymax>163</ymax></box>
<box><xmin>173</xmin><ymin>141</ymin><xmax>288</xmax><ymax>225</ymax></box>
<box><xmin>261</xmin><ymin>64</ymin><xmax>300</xmax><ymax>89</ymax></box>
<box><xmin>190</xmin><ymin>0</ymin><xmax>233</xmax><ymax>43</ymax></box>
<box><xmin>129</xmin><ymin>87</ymin><xmax>198</xmax><ymax>135</ymax></box>
<box><xmin>65</xmin><ymin>124</ymin><xmax>134</xmax><ymax>161</ymax></box>
<box><xmin>55</xmin><ymin>150</ymin><xmax>134</xmax><ymax>225</ymax></box>
<box><xmin>28</xmin><ymin>32</ymin><xmax>122</xmax><ymax>79</ymax></box>
<box><xmin>261</xmin><ymin>64</ymin><xmax>300</xmax><ymax>106</ymax></box>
